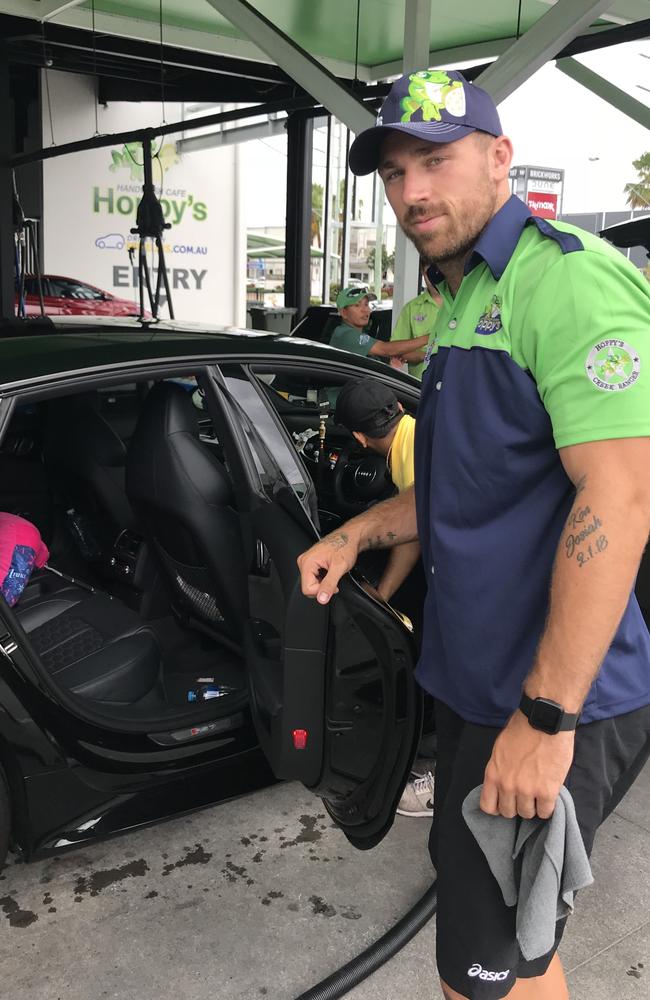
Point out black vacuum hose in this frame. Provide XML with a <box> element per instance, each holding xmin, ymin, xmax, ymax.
<box><xmin>295</xmin><ymin>880</ymin><xmax>437</xmax><ymax>1000</ymax></box>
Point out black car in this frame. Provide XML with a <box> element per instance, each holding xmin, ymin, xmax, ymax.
<box><xmin>0</xmin><ymin>317</ymin><xmax>424</xmax><ymax>866</ymax></box>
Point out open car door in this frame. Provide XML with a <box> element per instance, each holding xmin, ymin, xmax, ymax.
<box><xmin>206</xmin><ymin>367</ymin><xmax>422</xmax><ymax>849</ymax></box>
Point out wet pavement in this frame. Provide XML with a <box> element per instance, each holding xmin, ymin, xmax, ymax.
<box><xmin>0</xmin><ymin>763</ymin><xmax>648</xmax><ymax>999</ymax></box>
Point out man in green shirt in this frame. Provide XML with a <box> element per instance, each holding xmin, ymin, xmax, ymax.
<box><xmin>391</xmin><ymin>257</ymin><xmax>443</xmax><ymax>378</ymax></box>
<box><xmin>329</xmin><ymin>285</ymin><xmax>428</xmax><ymax>363</ymax></box>
<box><xmin>299</xmin><ymin>67</ymin><xmax>650</xmax><ymax>1000</ymax></box>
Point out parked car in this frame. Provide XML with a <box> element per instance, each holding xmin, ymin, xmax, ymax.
<box><xmin>16</xmin><ymin>274</ymin><xmax>141</xmax><ymax>318</ymax></box>
<box><xmin>0</xmin><ymin>317</ymin><xmax>425</xmax><ymax>866</ymax></box>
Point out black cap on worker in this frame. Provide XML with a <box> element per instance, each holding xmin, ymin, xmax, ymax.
<box><xmin>335</xmin><ymin>379</ymin><xmax>402</xmax><ymax>438</ymax></box>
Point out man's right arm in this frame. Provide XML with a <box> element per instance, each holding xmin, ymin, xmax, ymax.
<box><xmin>369</xmin><ymin>334</ymin><xmax>428</xmax><ymax>360</ymax></box>
<box><xmin>297</xmin><ymin>487</ymin><xmax>418</xmax><ymax>604</ymax></box>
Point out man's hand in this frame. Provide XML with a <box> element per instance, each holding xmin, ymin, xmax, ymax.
<box><xmin>297</xmin><ymin>530</ymin><xmax>360</xmax><ymax>605</ymax></box>
<box><xmin>480</xmin><ymin>710</ymin><xmax>575</xmax><ymax>820</ymax></box>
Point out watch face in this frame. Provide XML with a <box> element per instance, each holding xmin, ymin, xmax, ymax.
<box><xmin>529</xmin><ymin>698</ymin><xmax>563</xmax><ymax>735</ymax></box>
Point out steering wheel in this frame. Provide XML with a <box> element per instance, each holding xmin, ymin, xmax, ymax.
<box><xmin>331</xmin><ymin>444</ymin><xmax>396</xmax><ymax>515</ymax></box>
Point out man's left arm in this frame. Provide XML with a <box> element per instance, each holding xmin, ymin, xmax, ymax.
<box><xmin>481</xmin><ymin>437</ymin><xmax>650</xmax><ymax>820</ymax></box>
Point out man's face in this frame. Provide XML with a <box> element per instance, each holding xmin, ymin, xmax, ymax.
<box><xmin>378</xmin><ymin>131</ymin><xmax>501</xmax><ymax>266</ymax></box>
<box><xmin>340</xmin><ymin>295</ymin><xmax>371</xmax><ymax>330</ymax></box>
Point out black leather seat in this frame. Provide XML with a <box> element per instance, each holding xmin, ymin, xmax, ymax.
<box><xmin>125</xmin><ymin>382</ymin><xmax>247</xmax><ymax>643</ymax></box>
<box><xmin>16</xmin><ymin>573</ymin><xmax>159</xmax><ymax>704</ymax></box>
<box><xmin>42</xmin><ymin>393</ymin><xmax>136</xmax><ymax>553</ymax></box>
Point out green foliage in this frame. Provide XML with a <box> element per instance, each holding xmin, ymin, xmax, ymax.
<box><xmin>366</xmin><ymin>243</ymin><xmax>394</xmax><ymax>278</ymax></box>
<box><xmin>624</xmin><ymin>152</ymin><xmax>650</xmax><ymax>209</ymax></box>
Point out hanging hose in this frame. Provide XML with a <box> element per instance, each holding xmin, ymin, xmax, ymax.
<box><xmin>295</xmin><ymin>879</ymin><xmax>437</xmax><ymax>1000</ymax></box>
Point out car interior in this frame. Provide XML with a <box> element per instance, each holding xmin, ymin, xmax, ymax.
<box><xmin>3</xmin><ymin>361</ymin><xmax>648</xmax><ymax>737</ymax></box>
<box><xmin>0</xmin><ymin>362</ymin><xmax>422</xmax><ymax>734</ymax></box>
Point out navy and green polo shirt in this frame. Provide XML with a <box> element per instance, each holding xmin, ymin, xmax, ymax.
<box><xmin>329</xmin><ymin>321</ymin><xmax>376</xmax><ymax>357</ymax></box>
<box><xmin>414</xmin><ymin>194</ymin><xmax>650</xmax><ymax>727</ymax></box>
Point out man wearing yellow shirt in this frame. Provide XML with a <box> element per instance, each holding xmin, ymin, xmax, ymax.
<box><xmin>390</xmin><ymin>258</ymin><xmax>443</xmax><ymax>379</ymax></box>
<box><xmin>335</xmin><ymin>378</ymin><xmax>433</xmax><ymax>818</ymax></box>
<box><xmin>334</xmin><ymin>378</ymin><xmax>419</xmax><ymax>601</ymax></box>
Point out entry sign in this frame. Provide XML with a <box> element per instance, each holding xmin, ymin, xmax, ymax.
<box><xmin>509</xmin><ymin>165</ymin><xmax>564</xmax><ymax>220</ymax></box>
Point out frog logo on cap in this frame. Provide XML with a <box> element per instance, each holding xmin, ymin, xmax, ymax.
<box><xmin>401</xmin><ymin>70</ymin><xmax>466</xmax><ymax>123</ymax></box>
<box><xmin>586</xmin><ymin>339</ymin><xmax>640</xmax><ymax>392</ymax></box>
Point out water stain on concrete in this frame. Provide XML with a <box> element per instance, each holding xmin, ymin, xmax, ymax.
<box><xmin>222</xmin><ymin>861</ymin><xmax>251</xmax><ymax>885</ymax></box>
<box><xmin>627</xmin><ymin>963</ymin><xmax>644</xmax><ymax>979</ymax></box>
<box><xmin>287</xmin><ymin>902</ymin><xmax>300</xmax><ymax>912</ymax></box>
<box><xmin>144</xmin><ymin>890</ymin><xmax>159</xmax><ymax>900</ymax></box>
<box><xmin>309</xmin><ymin>895</ymin><xmax>336</xmax><ymax>918</ymax></box>
<box><xmin>162</xmin><ymin>843</ymin><xmax>212</xmax><ymax>876</ymax></box>
<box><xmin>341</xmin><ymin>906</ymin><xmax>362</xmax><ymax>920</ymax></box>
<box><xmin>74</xmin><ymin>858</ymin><xmax>149</xmax><ymax>897</ymax></box>
<box><xmin>252</xmin><ymin>851</ymin><xmax>265</xmax><ymax>863</ymax></box>
<box><xmin>0</xmin><ymin>895</ymin><xmax>39</xmax><ymax>928</ymax></box>
<box><xmin>281</xmin><ymin>815</ymin><xmax>322</xmax><ymax>849</ymax></box>
<box><xmin>42</xmin><ymin>892</ymin><xmax>53</xmax><ymax>907</ymax></box>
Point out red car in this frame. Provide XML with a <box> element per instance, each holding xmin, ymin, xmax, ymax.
<box><xmin>19</xmin><ymin>275</ymin><xmax>141</xmax><ymax>318</ymax></box>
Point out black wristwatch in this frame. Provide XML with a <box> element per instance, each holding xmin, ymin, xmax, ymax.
<box><xmin>519</xmin><ymin>694</ymin><xmax>579</xmax><ymax>735</ymax></box>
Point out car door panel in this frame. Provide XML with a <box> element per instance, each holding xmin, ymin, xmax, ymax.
<box><xmin>206</xmin><ymin>365</ymin><xmax>422</xmax><ymax>849</ymax></box>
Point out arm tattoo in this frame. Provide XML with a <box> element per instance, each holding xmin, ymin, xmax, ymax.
<box><xmin>325</xmin><ymin>532</ymin><xmax>349</xmax><ymax>550</ymax></box>
<box><xmin>564</xmin><ymin>500</ymin><xmax>608</xmax><ymax>567</ymax></box>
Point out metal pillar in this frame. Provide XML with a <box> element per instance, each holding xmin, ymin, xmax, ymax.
<box><xmin>556</xmin><ymin>58</ymin><xmax>650</xmax><ymax>131</ymax></box>
<box><xmin>0</xmin><ymin>45</ymin><xmax>15</xmax><ymax>321</ymax></box>
<box><xmin>391</xmin><ymin>0</ymin><xmax>431</xmax><ymax>329</ymax></box>
<box><xmin>321</xmin><ymin>116</ymin><xmax>332</xmax><ymax>304</ymax></box>
<box><xmin>476</xmin><ymin>0</ymin><xmax>613</xmax><ymax>104</ymax></box>
<box><xmin>284</xmin><ymin>114</ymin><xmax>314</xmax><ymax>320</ymax></box>
<box><xmin>204</xmin><ymin>0</ymin><xmax>374</xmax><ymax>134</ymax></box>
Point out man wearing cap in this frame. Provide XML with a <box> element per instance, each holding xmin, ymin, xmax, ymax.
<box><xmin>390</xmin><ymin>257</ymin><xmax>443</xmax><ymax>379</ymax></box>
<box><xmin>331</xmin><ymin>285</ymin><xmax>429</xmax><ymax>362</ymax></box>
<box><xmin>335</xmin><ymin>378</ymin><xmax>419</xmax><ymax>600</ymax></box>
<box><xmin>298</xmin><ymin>68</ymin><xmax>650</xmax><ymax>1000</ymax></box>
<box><xmin>336</xmin><ymin>377</ymin><xmax>435</xmax><ymax>819</ymax></box>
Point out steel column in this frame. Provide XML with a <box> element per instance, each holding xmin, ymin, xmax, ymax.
<box><xmin>284</xmin><ymin>114</ymin><xmax>314</xmax><ymax>319</ymax></box>
<box><xmin>204</xmin><ymin>0</ymin><xmax>374</xmax><ymax>133</ymax></box>
<box><xmin>0</xmin><ymin>45</ymin><xmax>15</xmax><ymax>320</ymax></box>
<box><xmin>476</xmin><ymin>0</ymin><xmax>614</xmax><ymax>104</ymax></box>
<box><xmin>556</xmin><ymin>57</ymin><xmax>650</xmax><ymax>131</ymax></box>
<box><xmin>391</xmin><ymin>0</ymin><xmax>431</xmax><ymax>330</ymax></box>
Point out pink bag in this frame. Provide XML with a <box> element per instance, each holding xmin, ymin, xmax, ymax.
<box><xmin>0</xmin><ymin>513</ymin><xmax>49</xmax><ymax>607</ymax></box>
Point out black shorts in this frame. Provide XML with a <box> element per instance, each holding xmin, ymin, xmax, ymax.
<box><xmin>429</xmin><ymin>698</ymin><xmax>650</xmax><ymax>999</ymax></box>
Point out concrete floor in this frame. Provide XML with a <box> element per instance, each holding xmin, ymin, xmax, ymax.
<box><xmin>0</xmin><ymin>762</ymin><xmax>648</xmax><ymax>1000</ymax></box>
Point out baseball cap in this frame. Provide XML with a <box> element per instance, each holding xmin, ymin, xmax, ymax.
<box><xmin>349</xmin><ymin>69</ymin><xmax>502</xmax><ymax>176</ymax></box>
<box><xmin>335</xmin><ymin>378</ymin><xmax>401</xmax><ymax>438</ymax></box>
<box><xmin>336</xmin><ymin>285</ymin><xmax>370</xmax><ymax>308</ymax></box>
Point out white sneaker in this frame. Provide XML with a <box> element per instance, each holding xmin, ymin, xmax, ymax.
<box><xmin>396</xmin><ymin>770</ymin><xmax>435</xmax><ymax>818</ymax></box>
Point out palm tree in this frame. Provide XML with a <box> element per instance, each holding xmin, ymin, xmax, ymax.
<box><xmin>624</xmin><ymin>152</ymin><xmax>650</xmax><ymax>209</ymax></box>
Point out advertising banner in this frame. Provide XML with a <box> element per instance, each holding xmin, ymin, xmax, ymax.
<box><xmin>42</xmin><ymin>72</ymin><xmax>243</xmax><ymax>325</ymax></box>
<box><xmin>509</xmin><ymin>165</ymin><xmax>564</xmax><ymax>220</ymax></box>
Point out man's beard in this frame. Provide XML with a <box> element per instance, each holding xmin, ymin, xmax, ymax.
<box><xmin>402</xmin><ymin>188</ymin><xmax>497</xmax><ymax>267</ymax></box>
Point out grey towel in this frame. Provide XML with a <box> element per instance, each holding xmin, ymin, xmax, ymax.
<box><xmin>462</xmin><ymin>785</ymin><xmax>593</xmax><ymax>960</ymax></box>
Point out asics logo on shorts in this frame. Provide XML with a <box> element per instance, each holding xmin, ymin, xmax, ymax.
<box><xmin>467</xmin><ymin>963</ymin><xmax>510</xmax><ymax>981</ymax></box>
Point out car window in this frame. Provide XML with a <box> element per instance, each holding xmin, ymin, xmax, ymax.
<box><xmin>49</xmin><ymin>278</ymin><xmax>104</xmax><ymax>300</ymax></box>
<box><xmin>218</xmin><ymin>365</ymin><xmax>311</xmax><ymax>502</ymax></box>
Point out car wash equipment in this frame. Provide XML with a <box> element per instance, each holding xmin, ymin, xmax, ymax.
<box><xmin>130</xmin><ymin>138</ymin><xmax>174</xmax><ymax>322</ymax></box>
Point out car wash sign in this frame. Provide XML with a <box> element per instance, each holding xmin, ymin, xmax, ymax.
<box><xmin>509</xmin><ymin>165</ymin><xmax>564</xmax><ymax>220</ymax></box>
<box><xmin>42</xmin><ymin>73</ymin><xmax>240</xmax><ymax>325</ymax></box>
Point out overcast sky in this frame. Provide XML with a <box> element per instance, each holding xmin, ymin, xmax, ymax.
<box><xmin>242</xmin><ymin>39</ymin><xmax>650</xmax><ymax>228</ymax></box>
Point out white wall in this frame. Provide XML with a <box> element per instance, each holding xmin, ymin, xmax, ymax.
<box><xmin>42</xmin><ymin>71</ymin><xmax>245</xmax><ymax>325</ymax></box>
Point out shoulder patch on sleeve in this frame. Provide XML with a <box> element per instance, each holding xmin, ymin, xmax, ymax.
<box><xmin>529</xmin><ymin>217</ymin><xmax>584</xmax><ymax>254</ymax></box>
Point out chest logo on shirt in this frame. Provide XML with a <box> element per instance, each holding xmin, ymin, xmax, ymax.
<box><xmin>359</xmin><ymin>334</ymin><xmax>370</xmax><ymax>344</ymax></box>
<box><xmin>586</xmin><ymin>339</ymin><xmax>640</xmax><ymax>392</ymax></box>
<box><xmin>475</xmin><ymin>295</ymin><xmax>502</xmax><ymax>335</ymax></box>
